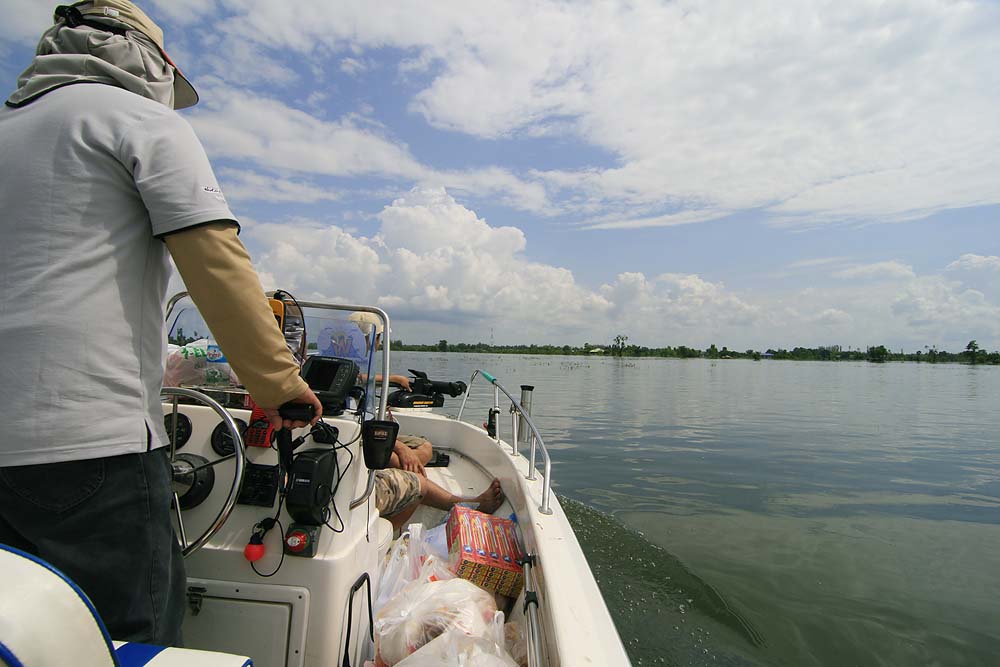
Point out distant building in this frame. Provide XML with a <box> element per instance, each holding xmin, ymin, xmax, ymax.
<box><xmin>589</xmin><ymin>347</ymin><xmax>605</xmax><ymax>354</ymax></box>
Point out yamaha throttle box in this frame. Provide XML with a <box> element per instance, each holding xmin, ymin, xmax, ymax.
<box><xmin>286</xmin><ymin>449</ymin><xmax>339</xmax><ymax>525</ymax></box>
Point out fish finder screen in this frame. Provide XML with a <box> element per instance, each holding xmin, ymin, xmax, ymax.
<box><xmin>301</xmin><ymin>356</ymin><xmax>359</xmax><ymax>400</ymax></box>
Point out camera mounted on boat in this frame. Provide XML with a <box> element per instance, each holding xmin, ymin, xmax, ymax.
<box><xmin>386</xmin><ymin>369</ymin><xmax>467</xmax><ymax>408</ymax></box>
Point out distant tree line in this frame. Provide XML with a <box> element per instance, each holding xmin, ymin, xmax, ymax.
<box><xmin>390</xmin><ymin>338</ymin><xmax>1000</xmax><ymax>364</ymax></box>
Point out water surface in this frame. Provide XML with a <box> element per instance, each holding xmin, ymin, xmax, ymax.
<box><xmin>395</xmin><ymin>352</ymin><xmax>1000</xmax><ymax>666</ymax></box>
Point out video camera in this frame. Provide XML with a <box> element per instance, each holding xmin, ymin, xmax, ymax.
<box><xmin>387</xmin><ymin>369</ymin><xmax>467</xmax><ymax>409</ymax></box>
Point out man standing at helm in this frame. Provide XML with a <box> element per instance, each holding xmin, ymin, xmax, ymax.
<box><xmin>0</xmin><ymin>1</ymin><xmax>322</xmax><ymax>646</ymax></box>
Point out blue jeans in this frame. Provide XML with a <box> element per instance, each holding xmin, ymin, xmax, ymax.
<box><xmin>0</xmin><ymin>448</ymin><xmax>186</xmax><ymax>646</ymax></box>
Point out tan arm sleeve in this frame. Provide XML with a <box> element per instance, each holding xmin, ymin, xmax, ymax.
<box><xmin>164</xmin><ymin>222</ymin><xmax>309</xmax><ymax>408</ymax></box>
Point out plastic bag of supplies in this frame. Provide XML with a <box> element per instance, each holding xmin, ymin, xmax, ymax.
<box><xmin>374</xmin><ymin>578</ymin><xmax>499</xmax><ymax>666</ymax></box>
<box><xmin>393</xmin><ymin>626</ymin><xmax>518</xmax><ymax>666</ymax></box>
<box><xmin>164</xmin><ymin>338</ymin><xmax>240</xmax><ymax>388</ymax></box>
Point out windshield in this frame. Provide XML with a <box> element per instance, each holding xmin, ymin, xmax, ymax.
<box><xmin>165</xmin><ymin>294</ymin><xmax>384</xmax><ymax>416</ymax></box>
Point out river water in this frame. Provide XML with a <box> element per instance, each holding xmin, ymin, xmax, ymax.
<box><xmin>394</xmin><ymin>351</ymin><xmax>1000</xmax><ymax>667</ymax></box>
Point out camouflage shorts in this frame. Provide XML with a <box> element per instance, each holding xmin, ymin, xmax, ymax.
<box><xmin>396</xmin><ymin>434</ymin><xmax>429</xmax><ymax>449</ymax></box>
<box><xmin>374</xmin><ymin>468</ymin><xmax>423</xmax><ymax>517</ymax></box>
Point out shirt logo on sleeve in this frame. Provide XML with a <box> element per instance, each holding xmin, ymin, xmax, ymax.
<box><xmin>202</xmin><ymin>186</ymin><xmax>226</xmax><ymax>202</ymax></box>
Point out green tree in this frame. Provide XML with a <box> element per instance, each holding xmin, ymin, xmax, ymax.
<box><xmin>613</xmin><ymin>334</ymin><xmax>629</xmax><ymax>356</ymax></box>
<box><xmin>706</xmin><ymin>343</ymin><xmax>719</xmax><ymax>359</ymax></box>
<box><xmin>965</xmin><ymin>340</ymin><xmax>980</xmax><ymax>364</ymax></box>
<box><xmin>437</xmin><ymin>339</ymin><xmax>448</xmax><ymax>352</ymax></box>
<box><xmin>867</xmin><ymin>345</ymin><xmax>889</xmax><ymax>363</ymax></box>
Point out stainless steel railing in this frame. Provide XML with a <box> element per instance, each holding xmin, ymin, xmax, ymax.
<box><xmin>457</xmin><ymin>370</ymin><xmax>553</xmax><ymax>515</ymax></box>
<box><xmin>522</xmin><ymin>553</ymin><xmax>545</xmax><ymax>667</ymax></box>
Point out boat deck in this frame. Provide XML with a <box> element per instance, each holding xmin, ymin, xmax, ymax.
<box><xmin>409</xmin><ymin>446</ymin><xmax>516</xmax><ymax>529</ymax></box>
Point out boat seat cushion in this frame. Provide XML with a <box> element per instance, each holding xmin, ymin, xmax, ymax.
<box><xmin>0</xmin><ymin>544</ymin><xmax>251</xmax><ymax>667</ymax></box>
<box><xmin>113</xmin><ymin>642</ymin><xmax>252</xmax><ymax>666</ymax></box>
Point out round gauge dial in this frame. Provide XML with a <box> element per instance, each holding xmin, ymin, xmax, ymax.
<box><xmin>211</xmin><ymin>418</ymin><xmax>248</xmax><ymax>456</ymax></box>
<box><xmin>163</xmin><ymin>412</ymin><xmax>192</xmax><ymax>450</ymax></box>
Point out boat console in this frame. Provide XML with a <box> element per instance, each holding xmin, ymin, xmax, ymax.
<box><xmin>162</xmin><ymin>382</ymin><xmax>387</xmax><ymax>667</ymax></box>
<box><xmin>156</xmin><ymin>293</ymin><xmax>631</xmax><ymax>666</ymax></box>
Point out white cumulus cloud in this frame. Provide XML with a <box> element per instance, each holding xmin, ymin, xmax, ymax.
<box><xmin>231</xmin><ymin>187</ymin><xmax>775</xmax><ymax>344</ymax></box>
<box><xmin>946</xmin><ymin>254</ymin><xmax>1000</xmax><ymax>272</ymax></box>
<box><xmin>833</xmin><ymin>261</ymin><xmax>916</xmax><ymax>281</ymax></box>
<box><xmin>163</xmin><ymin>187</ymin><xmax>1000</xmax><ymax>350</ymax></box>
<box><xmin>209</xmin><ymin>0</ymin><xmax>1000</xmax><ymax>225</ymax></box>
<box><xmin>217</xmin><ymin>169</ymin><xmax>341</xmax><ymax>204</ymax></box>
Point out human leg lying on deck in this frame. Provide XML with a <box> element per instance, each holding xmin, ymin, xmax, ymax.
<box><xmin>375</xmin><ymin>469</ymin><xmax>503</xmax><ymax>532</ymax></box>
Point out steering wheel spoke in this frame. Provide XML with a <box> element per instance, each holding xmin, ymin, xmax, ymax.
<box><xmin>161</xmin><ymin>387</ymin><xmax>246</xmax><ymax>557</ymax></box>
<box><xmin>172</xmin><ymin>491</ymin><xmax>189</xmax><ymax>551</ymax></box>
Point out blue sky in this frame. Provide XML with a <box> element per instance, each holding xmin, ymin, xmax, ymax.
<box><xmin>3</xmin><ymin>0</ymin><xmax>999</xmax><ymax>351</ymax></box>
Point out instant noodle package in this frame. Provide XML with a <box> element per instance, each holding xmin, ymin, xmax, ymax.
<box><xmin>446</xmin><ymin>506</ymin><xmax>524</xmax><ymax>597</ymax></box>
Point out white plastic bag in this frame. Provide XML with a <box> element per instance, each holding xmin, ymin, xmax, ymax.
<box><xmin>503</xmin><ymin>621</ymin><xmax>528</xmax><ymax>667</ymax></box>
<box><xmin>375</xmin><ymin>531</ymin><xmax>411</xmax><ymax>612</ymax></box>
<box><xmin>421</xmin><ymin>522</ymin><xmax>449</xmax><ymax>562</ymax></box>
<box><xmin>163</xmin><ymin>338</ymin><xmax>240</xmax><ymax>388</ymax></box>
<box><xmin>415</xmin><ymin>555</ymin><xmax>455</xmax><ymax>584</ymax></box>
<box><xmin>374</xmin><ymin>578</ymin><xmax>498</xmax><ymax>666</ymax></box>
<box><xmin>393</xmin><ymin>627</ymin><xmax>518</xmax><ymax>667</ymax></box>
<box><xmin>407</xmin><ymin>522</ymin><xmax>449</xmax><ymax>573</ymax></box>
<box><xmin>408</xmin><ymin>523</ymin><xmax>426</xmax><ymax>580</ymax></box>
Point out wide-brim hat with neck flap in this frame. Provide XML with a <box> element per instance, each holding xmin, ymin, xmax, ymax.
<box><xmin>348</xmin><ymin>311</ymin><xmax>385</xmax><ymax>337</ymax></box>
<box><xmin>54</xmin><ymin>0</ymin><xmax>198</xmax><ymax>109</ymax></box>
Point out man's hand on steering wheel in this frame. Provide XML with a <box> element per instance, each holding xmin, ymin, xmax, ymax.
<box><xmin>263</xmin><ymin>387</ymin><xmax>323</xmax><ymax>431</ymax></box>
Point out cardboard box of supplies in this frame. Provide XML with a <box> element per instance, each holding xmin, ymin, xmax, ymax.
<box><xmin>446</xmin><ymin>506</ymin><xmax>524</xmax><ymax>597</ymax></box>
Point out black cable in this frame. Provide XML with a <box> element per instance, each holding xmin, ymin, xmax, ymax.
<box><xmin>340</xmin><ymin>427</ymin><xmax>363</xmax><ymax>447</ymax></box>
<box><xmin>250</xmin><ymin>518</ymin><xmax>285</xmax><ymax>578</ymax></box>
<box><xmin>250</xmin><ymin>411</ymin><xmax>360</xmax><ymax>570</ymax></box>
<box><xmin>272</xmin><ymin>289</ymin><xmax>305</xmax><ymax>327</ymax></box>
<box><xmin>323</xmin><ymin>506</ymin><xmax>344</xmax><ymax>534</ymax></box>
<box><xmin>273</xmin><ymin>488</ymin><xmax>286</xmax><ymax>522</ymax></box>
<box><xmin>251</xmin><ymin>435</ymin><xmax>290</xmax><ymax>579</ymax></box>
<box><xmin>323</xmin><ymin>425</ymin><xmax>354</xmax><ymax>534</ymax></box>
<box><xmin>273</xmin><ymin>289</ymin><xmax>308</xmax><ymax>361</ymax></box>
<box><xmin>323</xmin><ymin>435</ymin><xmax>344</xmax><ymax>534</ymax></box>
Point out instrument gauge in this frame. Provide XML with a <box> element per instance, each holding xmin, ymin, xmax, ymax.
<box><xmin>163</xmin><ymin>412</ymin><xmax>192</xmax><ymax>450</ymax></box>
<box><xmin>211</xmin><ymin>418</ymin><xmax>248</xmax><ymax>457</ymax></box>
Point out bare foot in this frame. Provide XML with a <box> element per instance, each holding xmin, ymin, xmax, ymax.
<box><xmin>474</xmin><ymin>478</ymin><xmax>504</xmax><ymax>514</ymax></box>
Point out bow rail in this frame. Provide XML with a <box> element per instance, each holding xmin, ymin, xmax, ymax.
<box><xmin>457</xmin><ymin>370</ymin><xmax>553</xmax><ymax>515</ymax></box>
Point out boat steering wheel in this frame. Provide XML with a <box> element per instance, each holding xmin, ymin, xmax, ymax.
<box><xmin>161</xmin><ymin>387</ymin><xmax>246</xmax><ymax>557</ymax></box>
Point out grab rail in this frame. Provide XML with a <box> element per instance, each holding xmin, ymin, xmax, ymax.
<box><xmin>457</xmin><ymin>370</ymin><xmax>553</xmax><ymax>514</ymax></box>
<box><xmin>522</xmin><ymin>554</ymin><xmax>544</xmax><ymax>667</ymax></box>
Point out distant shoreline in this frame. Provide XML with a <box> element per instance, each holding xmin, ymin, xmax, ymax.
<box><xmin>387</xmin><ymin>341</ymin><xmax>999</xmax><ymax>365</ymax></box>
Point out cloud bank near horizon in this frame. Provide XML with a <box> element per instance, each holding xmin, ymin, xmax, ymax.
<box><xmin>229</xmin><ymin>187</ymin><xmax>1000</xmax><ymax>351</ymax></box>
